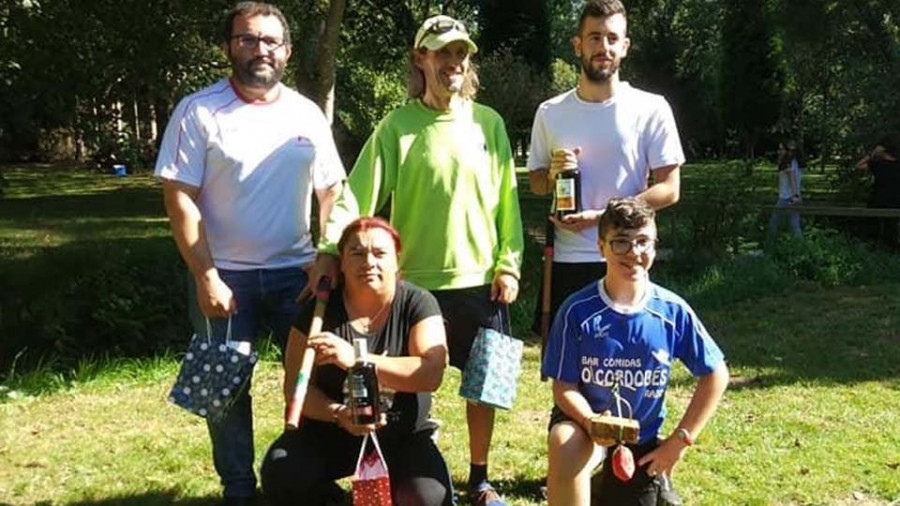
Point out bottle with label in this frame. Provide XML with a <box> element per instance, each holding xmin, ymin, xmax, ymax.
<box><xmin>554</xmin><ymin>168</ymin><xmax>582</xmax><ymax>220</ymax></box>
<box><xmin>347</xmin><ymin>338</ymin><xmax>380</xmax><ymax>425</ymax></box>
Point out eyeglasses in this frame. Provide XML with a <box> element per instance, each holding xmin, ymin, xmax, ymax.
<box><xmin>231</xmin><ymin>34</ymin><xmax>286</xmax><ymax>51</ymax></box>
<box><xmin>416</xmin><ymin>18</ymin><xmax>468</xmax><ymax>48</ymax></box>
<box><xmin>607</xmin><ymin>236</ymin><xmax>658</xmax><ymax>255</ymax></box>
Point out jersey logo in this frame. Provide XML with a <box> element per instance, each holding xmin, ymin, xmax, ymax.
<box><xmin>651</xmin><ymin>349</ymin><xmax>671</xmax><ymax>366</ymax></box>
<box><xmin>585</xmin><ymin>315</ymin><xmax>610</xmax><ymax>340</ymax></box>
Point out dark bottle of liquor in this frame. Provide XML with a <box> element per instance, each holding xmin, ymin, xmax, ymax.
<box><xmin>348</xmin><ymin>338</ymin><xmax>380</xmax><ymax>425</ymax></box>
<box><xmin>554</xmin><ymin>168</ymin><xmax>582</xmax><ymax>220</ymax></box>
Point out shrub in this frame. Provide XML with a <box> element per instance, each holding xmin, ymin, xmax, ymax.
<box><xmin>771</xmin><ymin>226</ymin><xmax>900</xmax><ymax>286</ymax></box>
<box><xmin>656</xmin><ymin>254</ymin><xmax>789</xmax><ymax>310</ymax></box>
<box><xmin>663</xmin><ymin>161</ymin><xmax>762</xmax><ymax>266</ymax></box>
<box><xmin>0</xmin><ymin>238</ymin><xmax>189</xmax><ymax>378</ymax></box>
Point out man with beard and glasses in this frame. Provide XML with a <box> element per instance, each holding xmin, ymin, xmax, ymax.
<box><xmin>307</xmin><ymin>14</ymin><xmax>524</xmax><ymax>506</ymax></box>
<box><xmin>154</xmin><ymin>2</ymin><xmax>344</xmax><ymax>504</ymax></box>
<box><xmin>528</xmin><ymin>0</ymin><xmax>684</xmax><ymax>348</ymax></box>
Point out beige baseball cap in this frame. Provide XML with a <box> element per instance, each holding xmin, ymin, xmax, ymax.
<box><xmin>414</xmin><ymin>15</ymin><xmax>478</xmax><ymax>53</ymax></box>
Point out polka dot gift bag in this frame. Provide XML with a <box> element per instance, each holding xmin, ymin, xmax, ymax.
<box><xmin>352</xmin><ymin>432</ymin><xmax>392</xmax><ymax>506</ymax></box>
<box><xmin>167</xmin><ymin>317</ymin><xmax>258</xmax><ymax>424</ymax></box>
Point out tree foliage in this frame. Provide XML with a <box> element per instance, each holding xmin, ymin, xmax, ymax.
<box><xmin>1</xmin><ymin>0</ymin><xmax>899</xmax><ymax>166</ymax></box>
<box><xmin>719</xmin><ymin>0</ymin><xmax>784</xmax><ymax>160</ymax></box>
<box><xmin>477</xmin><ymin>0</ymin><xmax>552</xmax><ymax>71</ymax></box>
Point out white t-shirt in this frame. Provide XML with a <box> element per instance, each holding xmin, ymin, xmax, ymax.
<box><xmin>155</xmin><ymin>79</ymin><xmax>345</xmax><ymax>270</ymax></box>
<box><xmin>778</xmin><ymin>159</ymin><xmax>802</xmax><ymax>199</ymax></box>
<box><xmin>528</xmin><ymin>84</ymin><xmax>685</xmax><ymax>263</ymax></box>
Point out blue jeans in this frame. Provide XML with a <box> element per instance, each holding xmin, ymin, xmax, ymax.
<box><xmin>188</xmin><ymin>267</ymin><xmax>307</xmax><ymax>499</ymax></box>
<box><xmin>766</xmin><ymin>198</ymin><xmax>802</xmax><ymax>248</ymax></box>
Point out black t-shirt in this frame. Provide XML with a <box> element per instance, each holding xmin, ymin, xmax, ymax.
<box><xmin>869</xmin><ymin>159</ymin><xmax>900</xmax><ymax>208</ymax></box>
<box><xmin>293</xmin><ymin>280</ymin><xmax>442</xmax><ymax>441</ymax></box>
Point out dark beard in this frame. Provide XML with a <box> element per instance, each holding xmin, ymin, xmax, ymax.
<box><xmin>581</xmin><ymin>54</ymin><xmax>618</xmax><ymax>83</ymax></box>
<box><xmin>231</xmin><ymin>56</ymin><xmax>284</xmax><ymax>89</ymax></box>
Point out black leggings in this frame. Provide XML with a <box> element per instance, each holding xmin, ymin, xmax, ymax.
<box><xmin>261</xmin><ymin>421</ymin><xmax>453</xmax><ymax>506</ymax></box>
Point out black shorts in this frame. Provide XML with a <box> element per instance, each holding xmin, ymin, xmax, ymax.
<box><xmin>431</xmin><ymin>285</ymin><xmax>503</xmax><ymax>370</ymax></box>
<box><xmin>548</xmin><ymin>406</ymin><xmax>668</xmax><ymax>506</ymax></box>
<box><xmin>532</xmin><ymin>262</ymin><xmax>606</xmax><ymax>335</ymax></box>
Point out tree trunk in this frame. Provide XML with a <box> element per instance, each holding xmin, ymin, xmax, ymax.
<box><xmin>312</xmin><ymin>0</ymin><xmax>347</xmax><ymax>123</ymax></box>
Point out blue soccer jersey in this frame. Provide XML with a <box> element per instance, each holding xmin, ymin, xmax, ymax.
<box><xmin>542</xmin><ymin>279</ymin><xmax>725</xmax><ymax>443</ymax></box>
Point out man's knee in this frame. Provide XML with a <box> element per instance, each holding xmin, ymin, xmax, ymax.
<box><xmin>548</xmin><ymin>422</ymin><xmax>600</xmax><ymax>475</ymax></box>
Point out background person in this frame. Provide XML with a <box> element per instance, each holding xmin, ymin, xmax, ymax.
<box><xmin>766</xmin><ymin>140</ymin><xmax>804</xmax><ymax>249</ymax></box>
<box><xmin>261</xmin><ymin>217</ymin><xmax>452</xmax><ymax>506</ymax></box>
<box><xmin>527</xmin><ymin>0</ymin><xmax>683</xmax><ymax>335</ymax></box>
<box><xmin>855</xmin><ymin>132</ymin><xmax>900</xmax><ymax>248</ymax></box>
<box><xmin>308</xmin><ymin>14</ymin><xmax>524</xmax><ymax>506</ymax></box>
<box><xmin>542</xmin><ymin>198</ymin><xmax>729</xmax><ymax>505</ymax></box>
<box><xmin>154</xmin><ymin>2</ymin><xmax>344</xmax><ymax>502</ymax></box>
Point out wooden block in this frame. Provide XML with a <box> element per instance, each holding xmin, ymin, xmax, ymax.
<box><xmin>590</xmin><ymin>413</ymin><xmax>640</xmax><ymax>446</ymax></box>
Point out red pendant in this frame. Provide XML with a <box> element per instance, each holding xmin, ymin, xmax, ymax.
<box><xmin>611</xmin><ymin>444</ymin><xmax>635</xmax><ymax>482</ymax></box>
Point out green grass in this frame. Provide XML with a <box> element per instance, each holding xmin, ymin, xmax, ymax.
<box><xmin>2</xmin><ymin>164</ymin><xmax>900</xmax><ymax>505</ymax></box>
<box><xmin>2</xmin><ymin>284</ymin><xmax>899</xmax><ymax>505</ymax></box>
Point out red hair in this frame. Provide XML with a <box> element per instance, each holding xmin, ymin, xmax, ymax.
<box><xmin>337</xmin><ymin>217</ymin><xmax>403</xmax><ymax>256</ymax></box>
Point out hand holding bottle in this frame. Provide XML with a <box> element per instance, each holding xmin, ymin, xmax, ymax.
<box><xmin>549</xmin><ymin>209</ymin><xmax>604</xmax><ymax>232</ymax></box>
<box><xmin>548</xmin><ymin>147</ymin><xmax>581</xmax><ymax>181</ymax></box>
<box><xmin>333</xmin><ymin>403</ymin><xmax>387</xmax><ymax>436</ymax></box>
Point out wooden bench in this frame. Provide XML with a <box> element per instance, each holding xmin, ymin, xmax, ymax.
<box><xmin>768</xmin><ymin>204</ymin><xmax>900</xmax><ymax>218</ymax></box>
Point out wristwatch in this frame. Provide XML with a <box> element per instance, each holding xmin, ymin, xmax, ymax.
<box><xmin>675</xmin><ymin>427</ymin><xmax>694</xmax><ymax>446</ymax></box>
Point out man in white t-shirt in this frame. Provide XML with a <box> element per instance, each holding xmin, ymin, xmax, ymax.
<box><xmin>154</xmin><ymin>3</ymin><xmax>344</xmax><ymax>503</ymax></box>
<box><xmin>528</xmin><ymin>0</ymin><xmax>684</xmax><ymax>338</ymax></box>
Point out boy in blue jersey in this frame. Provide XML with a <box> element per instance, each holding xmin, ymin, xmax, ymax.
<box><xmin>542</xmin><ymin>197</ymin><xmax>729</xmax><ymax>505</ymax></box>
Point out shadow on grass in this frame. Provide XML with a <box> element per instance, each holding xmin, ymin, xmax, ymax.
<box><xmin>49</xmin><ymin>491</ymin><xmax>217</xmax><ymax>506</ymax></box>
<box><xmin>0</xmin><ymin>235</ymin><xmax>189</xmax><ymax>379</ymax></box>
<box><xmin>673</xmin><ymin>283</ymin><xmax>900</xmax><ymax>388</ymax></box>
<box><xmin>0</xmin><ymin>187</ymin><xmax>164</xmax><ymax>223</ymax></box>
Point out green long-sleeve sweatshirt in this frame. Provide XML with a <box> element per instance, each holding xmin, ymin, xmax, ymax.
<box><xmin>320</xmin><ymin>99</ymin><xmax>524</xmax><ymax>290</ymax></box>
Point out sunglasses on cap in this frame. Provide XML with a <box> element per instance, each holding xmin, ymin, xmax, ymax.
<box><xmin>415</xmin><ymin>18</ymin><xmax>468</xmax><ymax>48</ymax></box>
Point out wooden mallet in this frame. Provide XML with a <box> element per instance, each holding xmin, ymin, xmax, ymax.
<box><xmin>284</xmin><ymin>276</ymin><xmax>332</xmax><ymax>429</ymax></box>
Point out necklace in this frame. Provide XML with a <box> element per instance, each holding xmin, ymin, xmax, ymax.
<box><xmin>347</xmin><ymin>295</ymin><xmax>392</xmax><ymax>334</ymax></box>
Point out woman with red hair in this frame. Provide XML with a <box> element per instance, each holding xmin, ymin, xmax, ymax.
<box><xmin>262</xmin><ymin>217</ymin><xmax>453</xmax><ymax>505</ymax></box>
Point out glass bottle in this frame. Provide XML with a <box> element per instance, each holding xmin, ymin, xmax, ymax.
<box><xmin>554</xmin><ymin>168</ymin><xmax>582</xmax><ymax>220</ymax></box>
<box><xmin>347</xmin><ymin>338</ymin><xmax>380</xmax><ymax>425</ymax></box>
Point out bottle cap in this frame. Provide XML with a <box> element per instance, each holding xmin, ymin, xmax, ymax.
<box><xmin>353</xmin><ymin>338</ymin><xmax>368</xmax><ymax>361</ymax></box>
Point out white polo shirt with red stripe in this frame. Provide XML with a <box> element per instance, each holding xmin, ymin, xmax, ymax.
<box><xmin>155</xmin><ymin>78</ymin><xmax>344</xmax><ymax>270</ymax></box>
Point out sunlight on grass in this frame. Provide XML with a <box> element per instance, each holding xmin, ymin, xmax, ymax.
<box><xmin>2</xmin><ymin>310</ymin><xmax>899</xmax><ymax>505</ymax></box>
<box><xmin>2</xmin><ymin>165</ymin><xmax>899</xmax><ymax>504</ymax></box>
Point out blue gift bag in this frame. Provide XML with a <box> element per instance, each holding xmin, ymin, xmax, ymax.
<box><xmin>459</xmin><ymin>306</ymin><xmax>523</xmax><ymax>410</ymax></box>
<box><xmin>167</xmin><ymin>317</ymin><xmax>257</xmax><ymax>424</ymax></box>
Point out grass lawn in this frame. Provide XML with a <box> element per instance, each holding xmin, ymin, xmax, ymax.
<box><xmin>2</xmin><ymin>165</ymin><xmax>899</xmax><ymax>505</ymax></box>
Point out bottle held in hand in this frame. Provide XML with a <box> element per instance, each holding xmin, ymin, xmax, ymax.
<box><xmin>348</xmin><ymin>338</ymin><xmax>380</xmax><ymax>425</ymax></box>
<box><xmin>554</xmin><ymin>168</ymin><xmax>582</xmax><ymax>220</ymax></box>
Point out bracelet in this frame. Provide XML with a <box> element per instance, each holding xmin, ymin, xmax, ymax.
<box><xmin>675</xmin><ymin>427</ymin><xmax>694</xmax><ymax>446</ymax></box>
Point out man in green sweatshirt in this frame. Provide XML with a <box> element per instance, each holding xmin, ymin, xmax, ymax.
<box><xmin>309</xmin><ymin>14</ymin><xmax>524</xmax><ymax>506</ymax></box>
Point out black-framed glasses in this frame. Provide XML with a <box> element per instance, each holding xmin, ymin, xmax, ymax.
<box><xmin>231</xmin><ymin>34</ymin><xmax>286</xmax><ymax>51</ymax></box>
<box><xmin>416</xmin><ymin>18</ymin><xmax>468</xmax><ymax>48</ymax></box>
<box><xmin>607</xmin><ymin>236</ymin><xmax>658</xmax><ymax>255</ymax></box>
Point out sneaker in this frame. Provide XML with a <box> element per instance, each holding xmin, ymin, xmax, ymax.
<box><xmin>470</xmin><ymin>483</ymin><xmax>506</xmax><ymax>506</ymax></box>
